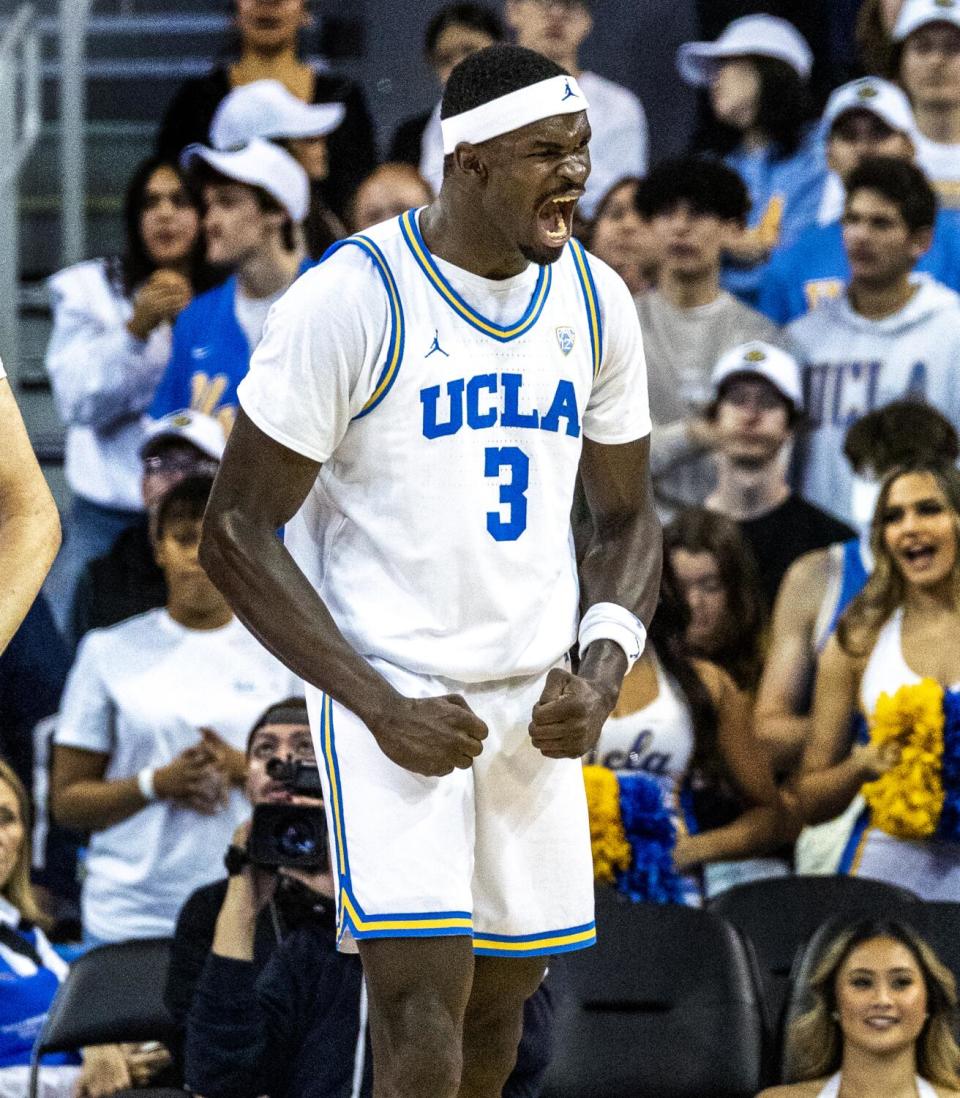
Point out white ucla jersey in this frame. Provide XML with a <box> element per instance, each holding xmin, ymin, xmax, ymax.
<box><xmin>239</xmin><ymin>209</ymin><xmax>651</xmax><ymax>682</ymax></box>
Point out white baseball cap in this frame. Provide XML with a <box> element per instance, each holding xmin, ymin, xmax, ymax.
<box><xmin>823</xmin><ymin>77</ymin><xmax>918</xmax><ymax>140</ymax></box>
<box><xmin>711</xmin><ymin>340</ymin><xmax>803</xmax><ymax>410</ymax></box>
<box><xmin>140</xmin><ymin>410</ymin><xmax>227</xmax><ymax>462</ymax></box>
<box><xmin>677</xmin><ymin>15</ymin><xmax>813</xmax><ymax>87</ymax></box>
<box><xmin>210</xmin><ymin>79</ymin><xmax>345</xmax><ymax>151</ymax></box>
<box><xmin>180</xmin><ymin>138</ymin><xmax>310</xmax><ymax>223</ymax></box>
<box><xmin>893</xmin><ymin>0</ymin><xmax>960</xmax><ymax>42</ymax></box>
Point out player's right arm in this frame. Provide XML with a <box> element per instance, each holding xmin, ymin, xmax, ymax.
<box><xmin>199</xmin><ymin>258</ymin><xmax>486</xmax><ymax>778</ymax></box>
<box><xmin>200</xmin><ymin>412</ymin><xmax>487</xmax><ymax>777</ymax></box>
<box><xmin>753</xmin><ymin>549</ymin><xmax>827</xmax><ymax>773</ymax></box>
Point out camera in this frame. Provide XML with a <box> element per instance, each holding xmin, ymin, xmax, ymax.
<box><xmin>247</xmin><ymin>757</ymin><xmax>329</xmax><ymax>871</ymax></box>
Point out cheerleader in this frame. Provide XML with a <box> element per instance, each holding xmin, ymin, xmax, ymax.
<box><xmin>796</xmin><ymin>464</ymin><xmax>960</xmax><ymax>898</ymax></box>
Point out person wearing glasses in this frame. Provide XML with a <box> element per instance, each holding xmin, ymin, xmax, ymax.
<box><xmin>68</xmin><ymin>410</ymin><xmax>225</xmax><ymax>648</ymax></box>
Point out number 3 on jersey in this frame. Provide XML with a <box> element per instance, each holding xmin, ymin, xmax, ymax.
<box><xmin>485</xmin><ymin>446</ymin><xmax>528</xmax><ymax>541</ymax></box>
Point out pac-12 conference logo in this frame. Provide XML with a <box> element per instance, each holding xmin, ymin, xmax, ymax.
<box><xmin>556</xmin><ymin>326</ymin><xmax>576</xmax><ymax>355</ymax></box>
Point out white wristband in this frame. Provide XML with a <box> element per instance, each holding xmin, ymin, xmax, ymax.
<box><xmin>578</xmin><ymin>602</ymin><xmax>647</xmax><ymax>675</ymax></box>
<box><xmin>137</xmin><ymin>767</ymin><xmax>157</xmax><ymax>802</ymax></box>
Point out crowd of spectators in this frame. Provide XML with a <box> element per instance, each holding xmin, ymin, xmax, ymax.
<box><xmin>6</xmin><ymin>0</ymin><xmax>960</xmax><ymax>1093</ymax></box>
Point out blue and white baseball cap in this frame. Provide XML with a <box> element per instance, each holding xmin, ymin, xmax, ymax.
<box><xmin>677</xmin><ymin>15</ymin><xmax>813</xmax><ymax>87</ymax></box>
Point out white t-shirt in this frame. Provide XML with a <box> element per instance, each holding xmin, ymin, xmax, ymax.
<box><xmin>239</xmin><ymin>211</ymin><xmax>651</xmax><ymax>683</ymax></box>
<box><xmin>54</xmin><ymin>609</ymin><xmax>302</xmax><ymax>941</ymax></box>
<box><xmin>234</xmin><ymin>284</ymin><xmax>286</xmax><ymax>353</ymax></box>
<box><xmin>915</xmin><ymin>131</ymin><xmax>960</xmax><ymax>214</ymax></box>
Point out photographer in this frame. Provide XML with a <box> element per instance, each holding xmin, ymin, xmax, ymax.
<box><xmin>166</xmin><ymin>698</ymin><xmax>371</xmax><ymax>1098</ymax></box>
<box><xmin>168</xmin><ymin>699</ymin><xmax>556</xmax><ymax>1098</ymax></box>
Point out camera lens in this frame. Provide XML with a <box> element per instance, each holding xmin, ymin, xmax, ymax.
<box><xmin>275</xmin><ymin>818</ymin><xmax>318</xmax><ymax>859</ymax></box>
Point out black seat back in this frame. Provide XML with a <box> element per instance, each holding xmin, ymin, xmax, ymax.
<box><xmin>29</xmin><ymin>938</ymin><xmax>175</xmax><ymax>1098</ymax></box>
<box><xmin>543</xmin><ymin>889</ymin><xmax>765</xmax><ymax>1098</ymax></box>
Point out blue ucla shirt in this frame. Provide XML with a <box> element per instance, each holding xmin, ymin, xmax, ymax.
<box><xmin>150</xmin><ymin>258</ymin><xmax>315</xmax><ymax>427</ymax></box>
<box><xmin>721</xmin><ymin>132</ymin><xmax>827</xmax><ymax>307</ymax></box>
<box><xmin>758</xmin><ymin>213</ymin><xmax>960</xmax><ymax>325</ymax></box>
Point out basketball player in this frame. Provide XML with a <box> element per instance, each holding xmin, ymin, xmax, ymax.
<box><xmin>200</xmin><ymin>44</ymin><xmax>661</xmax><ymax>1098</ymax></box>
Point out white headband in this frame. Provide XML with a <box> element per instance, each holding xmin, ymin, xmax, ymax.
<box><xmin>440</xmin><ymin>75</ymin><xmax>589</xmax><ymax>155</ymax></box>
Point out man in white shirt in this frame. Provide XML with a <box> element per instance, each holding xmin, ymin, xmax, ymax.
<box><xmin>199</xmin><ymin>44</ymin><xmax>660</xmax><ymax>1098</ymax></box>
<box><xmin>789</xmin><ymin>155</ymin><xmax>960</xmax><ymax>524</ymax></box>
<box><xmin>50</xmin><ymin>474</ymin><xmax>301</xmax><ymax>943</ymax></box>
<box><xmin>895</xmin><ymin>0</ymin><xmax>960</xmax><ymax>225</ymax></box>
<box><xmin>0</xmin><ymin>358</ymin><xmax>61</xmax><ymax>654</ymax></box>
<box><xmin>504</xmin><ymin>0</ymin><xmax>648</xmax><ymax>218</ymax></box>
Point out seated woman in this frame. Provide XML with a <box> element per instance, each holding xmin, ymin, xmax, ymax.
<box><xmin>0</xmin><ymin>759</ymin><xmax>130</xmax><ymax>1098</ymax></box>
<box><xmin>758</xmin><ymin>918</ymin><xmax>960</xmax><ymax>1097</ymax></box>
<box><xmin>664</xmin><ymin>508</ymin><xmax>767</xmax><ymax>694</ymax></box>
<box><xmin>586</xmin><ymin>551</ymin><xmax>785</xmax><ymax>905</ymax></box>
<box><xmin>795</xmin><ymin>464</ymin><xmax>960</xmax><ymax>899</ymax></box>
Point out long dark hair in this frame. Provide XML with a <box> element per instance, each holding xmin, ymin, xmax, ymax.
<box><xmin>706</xmin><ymin>55</ymin><xmax>812</xmax><ymax>160</ymax></box>
<box><xmin>663</xmin><ymin>508</ymin><xmax>766</xmax><ymax>692</ymax></box>
<box><xmin>651</xmin><ymin>549</ymin><xmax>722</xmax><ymax>782</ymax></box>
<box><xmin>112</xmin><ymin>156</ymin><xmax>214</xmax><ymax>298</ymax></box>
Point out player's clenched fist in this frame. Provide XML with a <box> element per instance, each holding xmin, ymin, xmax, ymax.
<box><xmin>529</xmin><ymin>667</ymin><xmax>610</xmax><ymax>759</ymax></box>
<box><xmin>372</xmin><ymin>693</ymin><xmax>489</xmax><ymax>777</ymax></box>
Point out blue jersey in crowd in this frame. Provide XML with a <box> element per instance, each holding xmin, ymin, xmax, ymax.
<box><xmin>758</xmin><ymin>212</ymin><xmax>960</xmax><ymax>325</ymax></box>
<box><xmin>0</xmin><ymin>916</ymin><xmax>77</xmax><ymax>1068</ymax></box>
<box><xmin>721</xmin><ymin>133</ymin><xmax>827</xmax><ymax>307</ymax></box>
<box><xmin>150</xmin><ymin>259</ymin><xmax>314</xmax><ymax>426</ymax></box>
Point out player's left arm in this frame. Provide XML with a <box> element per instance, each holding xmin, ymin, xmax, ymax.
<box><xmin>528</xmin><ymin>435</ymin><xmax>661</xmax><ymax>760</ymax></box>
<box><xmin>530</xmin><ymin>267</ymin><xmax>661</xmax><ymax>759</ymax></box>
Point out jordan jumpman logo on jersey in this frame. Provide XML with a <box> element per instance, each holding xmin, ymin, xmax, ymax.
<box><xmin>425</xmin><ymin>330</ymin><xmax>449</xmax><ymax>358</ymax></box>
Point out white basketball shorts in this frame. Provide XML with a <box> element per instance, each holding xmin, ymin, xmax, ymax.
<box><xmin>305</xmin><ymin>659</ymin><xmax>595</xmax><ymax>958</ymax></box>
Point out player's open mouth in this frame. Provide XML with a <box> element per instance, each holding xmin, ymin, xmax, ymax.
<box><xmin>536</xmin><ymin>192</ymin><xmax>581</xmax><ymax>247</ymax></box>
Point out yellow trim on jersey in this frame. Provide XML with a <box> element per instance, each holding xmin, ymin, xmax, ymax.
<box><xmin>399</xmin><ymin>209</ymin><xmax>551</xmax><ymax>341</ymax></box>
<box><xmin>849</xmin><ymin>823</ymin><xmax>872</xmax><ymax>876</ymax></box>
<box><xmin>322</xmin><ymin>233</ymin><xmax>405</xmax><ymax>419</ymax></box>
<box><xmin>321</xmin><ymin>694</ymin><xmax>348</xmax><ymax>879</ymax></box>
<box><xmin>341</xmin><ymin>891</ymin><xmax>474</xmax><ymax>935</ymax></box>
<box><xmin>473</xmin><ymin>926</ymin><xmax>596</xmax><ymax>953</ymax></box>
<box><xmin>569</xmin><ymin>239</ymin><xmax>602</xmax><ymax>378</ymax></box>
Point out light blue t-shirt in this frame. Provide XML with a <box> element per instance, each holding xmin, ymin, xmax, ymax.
<box><xmin>722</xmin><ymin>131</ymin><xmax>827</xmax><ymax>307</ymax></box>
<box><xmin>757</xmin><ymin>213</ymin><xmax>960</xmax><ymax>325</ymax></box>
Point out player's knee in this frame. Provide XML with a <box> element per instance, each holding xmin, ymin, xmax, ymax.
<box><xmin>379</xmin><ymin>992</ymin><xmax>464</xmax><ymax>1095</ymax></box>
